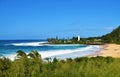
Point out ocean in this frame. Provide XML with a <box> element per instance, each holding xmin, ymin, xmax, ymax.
<box><xmin>0</xmin><ymin>40</ymin><xmax>100</xmax><ymax>60</ymax></box>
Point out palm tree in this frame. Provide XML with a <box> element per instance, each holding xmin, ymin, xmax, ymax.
<box><xmin>16</xmin><ymin>50</ymin><xmax>27</xmax><ymax>59</ymax></box>
<box><xmin>28</xmin><ymin>50</ymin><xmax>41</xmax><ymax>59</ymax></box>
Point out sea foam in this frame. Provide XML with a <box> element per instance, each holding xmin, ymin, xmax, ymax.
<box><xmin>4</xmin><ymin>45</ymin><xmax>100</xmax><ymax>61</ymax></box>
<box><xmin>40</xmin><ymin>45</ymin><xmax>100</xmax><ymax>59</ymax></box>
<box><xmin>6</xmin><ymin>41</ymin><xmax>47</xmax><ymax>46</ymax></box>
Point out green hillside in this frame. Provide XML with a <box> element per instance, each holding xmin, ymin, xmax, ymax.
<box><xmin>102</xmin><ymin>26</ymin><xmax>120</xmax><ymax>44</ymax></box>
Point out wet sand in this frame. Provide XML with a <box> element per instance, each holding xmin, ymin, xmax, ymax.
<box><xmin>89</xmin><ymin>44</ymin><xmax>120</xmax><ymax>57</ymax></box>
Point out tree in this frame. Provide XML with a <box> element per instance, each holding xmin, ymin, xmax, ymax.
<box><xmin>53</xmin><ymin>58</ymin><xmax>58</xmax><ymax>63</ymax></box>
<box><xmin>102</xmin><ymin>26</ymin><xmax>120</xmax><ymax>44</ymax></box>
<box><xmin>71</xmin><ymin>37</ymin><xmax>78</xmax><ymax>43</ymax></box>
<box><xmin>16</xmin><ymin>50</ymin><xmax>27</xmax><ymax>59</ymax></box>
<box><xmin>44</xmin><ymin>57</ymin><xmax>51</xmax><ymax>63</ymax></box>
<box><xmin>28</xmin><ymin>50</ymin><xmax>41</xmax><ymax>59</ymax></box>
<box><xmin>0</xmin><ymin>57</ymin><xmax>11</xmax><ymax>77</ymax></box>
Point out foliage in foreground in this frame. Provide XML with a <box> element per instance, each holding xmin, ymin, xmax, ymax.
<box><xmin>0</xmin><ymin>50</ymin><xmax>120</xmax><ymax>77</ymax></box>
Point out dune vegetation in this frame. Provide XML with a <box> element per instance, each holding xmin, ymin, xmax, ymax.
<box><xmin>0</xmin><ymin>50</ymin><xmax>120</xmax><ymax>77</ymax></box>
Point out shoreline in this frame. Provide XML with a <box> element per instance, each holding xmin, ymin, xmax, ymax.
<box><xmin>87</xmin><ymin>45</ymin><xmax>103</xmax><ymax>57</ymax></box>
<box><xmin>3</xmin><ymin>42</ymin><xmax>120</xmax><ymax>60</ymax></box>
<box><xmin>89</xmin><ymin>44</ymin><xmax>120</xmax><ymax>58</ymax></box>
<box><xmin>3</xmin><ymin>44</ymin><xmax>100</xmax><ymax>61</ymax></box>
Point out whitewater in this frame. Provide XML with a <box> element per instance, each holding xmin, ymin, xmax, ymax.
<box><xmin>0</xmin><ymin>40</ymin><xmax>101</xmax><ymax>60</ymax></box>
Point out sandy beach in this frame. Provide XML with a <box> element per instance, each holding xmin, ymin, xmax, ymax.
<box><xmin>99</xmin><ymin>44</ymin><xmax>120</xmax><ymax>57</ymax></box>
<box><xmin>92</xmin><ymin>44</ymin><xmax>120</xmax><ymax>57</ymax></box>
<box><xmin>88</xmin><ymin>44</ymin><xmax>120</xmax><ymax>57</ymax></box>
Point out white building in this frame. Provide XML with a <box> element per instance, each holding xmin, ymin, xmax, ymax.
<box><xmin>78</xmin><ymin>35</ymin><xmax>80</xmax><ymax>41</ymax></box>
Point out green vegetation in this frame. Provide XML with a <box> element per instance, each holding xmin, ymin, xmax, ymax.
<box><xmin>47</xmin><ymin>37</ymin><xmax>81</xmax><ymax>44</ymax></box>
<box><xmin>101</xmin><ymin>26</ymin><xmax>120</xmax><ymax>44</ymax></box>
<box><xmin>48</xmin><ymin>26</ymin><xmax>120</xmax><ymax>44</ymax></box>
<box><xmin>1</xmin><ymin>26</ymin><xmax>120</xmax><ymax>76</ymax></box>
<box><xmin>1</xmin><ymin>50</ymin><xmax>120</xmax><ymax>77</ymax></box>
<box><xmin>47</xmin><ymin>36</ymin><xmax>103</xmax><ymax>45</ymax></box>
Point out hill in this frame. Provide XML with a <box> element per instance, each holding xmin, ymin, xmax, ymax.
<box><xmin>102</xmin><ymin>26</ymin><xmax>120</xmax><ymax>44</ymax></box>
<box><xmin>47</xmin><ymin>26</ymin><xmax>120</xmax><ymax>44</ymax></box>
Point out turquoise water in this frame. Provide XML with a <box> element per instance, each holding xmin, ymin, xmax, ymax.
<box><xmin>0</xmin><ymin>40</ymin><xmax>100</xmax><ymax>60</ymax></box>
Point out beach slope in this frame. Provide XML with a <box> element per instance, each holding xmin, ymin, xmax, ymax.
<box><xmin>100</xmin><ymin>44</ymin><xmax>120</xmax><ymax>57</ymax></box>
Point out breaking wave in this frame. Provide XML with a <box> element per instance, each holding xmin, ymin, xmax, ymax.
<box><xmin>3</xmin><ymin>45</ymin><xmax>100</xmax><ymax>60</ymax></box>
<box><xmin>5</xmin><ymin>41</ymin><xmax>48</xmax><ymax>46</ymax></box>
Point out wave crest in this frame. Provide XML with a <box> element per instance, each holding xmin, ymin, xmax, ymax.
<box><xmin>6</xmin><ymin>41</ymin><xmax>47</xmax><ymax>46</ymax></box>
<box><xmin>3</xmin><ymin>45</ymin><xmax>100</xmax><ymax>60</ymax></box>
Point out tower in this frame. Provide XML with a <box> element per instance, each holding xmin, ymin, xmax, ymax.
<box><xmin>78</xmin><ymin>35</ymin><xmax>80</xmax><ymax>41</ymax></box>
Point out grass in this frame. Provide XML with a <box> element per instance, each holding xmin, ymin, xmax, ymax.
<box><xmin>0</xmin><ymin>51</ymin><xmax>120</xmax><ymax>77</ymax></box>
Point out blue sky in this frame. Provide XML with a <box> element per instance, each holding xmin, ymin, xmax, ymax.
<box><xmin>0</xmin><ymin>0</ymin><xmax>120</xmax><ymax>40</ymax></box>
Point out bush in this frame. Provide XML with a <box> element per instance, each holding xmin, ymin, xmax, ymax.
<box><xmin>0</xmin><ymin>51</ymin><xmax>120</xmax><ymax>77</ymax></box>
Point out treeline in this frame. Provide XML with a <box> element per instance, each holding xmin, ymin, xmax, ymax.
<box><xmin>1</xmin><ymin>50</ymin><xmax>120</xmax><ymax>77</ymax></box>
<box><xmin>47</xmin><ymin>33</ymin><xmax>104</xmax><ymax>45</ymax></box>
<box><xmin>47</xmin><ymin>36</ymin><xmax>103</xmax><ymax>45</ymax></box>
<box><xmin>101</xmin><ymin>26</ymin><xmax>120</xmax><ymax>44</ymax></box>
<box><xmin>47</xmin><ymin>26</ymin><xmax>120</xmax><ymax>44</ymax></box>
<box><xmin>87</xmin><ymin>26</ymin><xmax>120</xmax><ymax>44</ymax></box>
<box><xmin>47</xmin><ymin>37</ymin><xmax>81</xmax><ymax>44</ymax></box>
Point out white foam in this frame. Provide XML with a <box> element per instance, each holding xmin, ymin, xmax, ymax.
<box><xmin>4</xmin><ymin>54</ymin><xmax>16</xmax><ymax>61</ymax></box>
<box><xmin>4</xmin><ymin>52</ymin><xmax>30</xmax><ymax>61</ymax></box>
<box><xmin>6</xmin><ymin>42</ymin><xmax>86</xmax><ymax>47</ymax></box>
<box><xmin>38</xmin><ymin>45</ymin><xmax>100</xmax><ymax>58</ymax></box>
<box><xmin>47</xmin><ymin>44</ymin><xmax>86</xmax><ymax>46</ymax></box>
<box><xmin>3</xmin><ymin>45</ymin><xmax>100</xmax><ymax>60</ymax></box>
<box><xmin>7</xmin><ymin>41</ymin><xmax>48</xmax><ymax>46</ymax></box>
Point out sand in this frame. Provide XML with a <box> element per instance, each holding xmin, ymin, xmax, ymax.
<box><xmin>99</xmin><ymin>44</ymin><xmax>120</xmax><ymax>57</ymax></box>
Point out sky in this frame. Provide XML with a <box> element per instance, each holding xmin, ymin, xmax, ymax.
<box><xmin>0</xmin><ymin>0</ymin><xmax>120</xmax><ymax>40</ymax></box>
